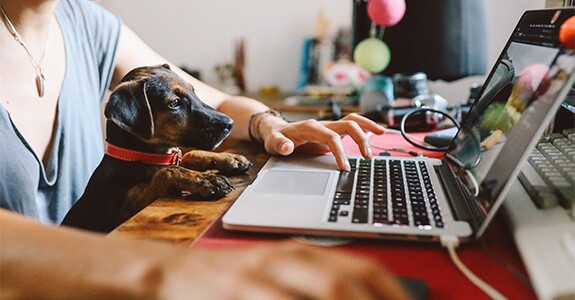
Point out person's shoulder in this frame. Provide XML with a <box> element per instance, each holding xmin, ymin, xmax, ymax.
<box><xmin>55</xmin><ymin>0</ymin><xmax>121</xmax><ymax>38</ymax></box>
<box><xmin>56</xmin><ymin>0</ymin><xmax>119</xmax><ymax>24</ymax></box>
<box><xmin>56</xmin><ymin>0</ymin><xmax>94</xmax><ymax>16</ymax></box>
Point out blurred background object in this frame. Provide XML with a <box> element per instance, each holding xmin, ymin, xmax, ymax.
<box><xmin>100</xmin><ymin>0</ymin><xmax>546</xmax><ymax>96</ymax></box>
<box><xmin>233</xmin><ymin>39</ymin><xmax>246</xmax><ymax>94</ymax></box>
<box><xmin>353</xmin><ymin>0</ymin><xmax>488</xmax><ymax>82</ymax></box>
<box><xmin>352</xmin><ymin>0</ymin><xmax>488</xmax><ymax>131</ymax></box>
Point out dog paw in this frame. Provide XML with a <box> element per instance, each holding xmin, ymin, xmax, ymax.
<box><xmin>195</xmin><ymin>173</ymin><xmax>235</xmax><ymax>199</ymax></box>
<box><xmin>181</xmin><ymin>151</ymin><xmax>252</xmax><ymax>175</ymax></box>
<box><xmin>215</xmin><ymin>153</ymin><xmax>253</xmax><ymax>175</ymax></box>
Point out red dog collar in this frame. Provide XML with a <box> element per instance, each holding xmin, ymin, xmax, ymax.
<box><xmin>104</xmin><ymin>142</ymin><xmax>182</xmax><ymax>166</ymax></box>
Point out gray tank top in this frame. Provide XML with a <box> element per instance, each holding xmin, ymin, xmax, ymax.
<box><xmin>0</xmin><ymin>0</ymin><xmax>121</xmax><ymax>223</ymax></box>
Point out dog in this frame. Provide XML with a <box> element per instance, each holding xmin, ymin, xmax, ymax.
<box><xmin>61</xmin><ymin>64</ymin><xmax>252</xmax><ymax>233</ymax></box>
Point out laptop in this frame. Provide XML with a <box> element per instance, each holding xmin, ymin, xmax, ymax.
<box><xmin>223</xmin><ymin>8</ymin><xmax>575</xmax><ymax>242</ymax></box>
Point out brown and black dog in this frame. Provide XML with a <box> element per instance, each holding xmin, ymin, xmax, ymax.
<box><xmin>61</xmin><ymin>64</ymin><xmax>251</xmax><ymax>233</ymax></box>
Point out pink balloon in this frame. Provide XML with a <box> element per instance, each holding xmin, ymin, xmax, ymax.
<box><xmin>367</xmin><ymin>0</ymin><xmax>406</xmax><ymax>27</ymax></box>
<box><xmin>517</xmin><ymin>64</ymin><xmax>551</xmax><ymax>100</ymax></box>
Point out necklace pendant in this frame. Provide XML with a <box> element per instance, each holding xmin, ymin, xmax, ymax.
<box><xmin>36</xmin><ymin>73</ymin><xmax>45</xmax><ymax>97</ymax></box>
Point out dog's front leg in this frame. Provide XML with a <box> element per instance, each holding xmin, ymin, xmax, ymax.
<box><xmin>180</xmin><ymin>150</ymin><xmax>252</xmax><ymax>175</ymax></box>
<box><xmin>149</xmin><ymin>165</ymin><xmax>234</xmax><ymax>199</ymax></box>
<box><xmin>117</xmin><ymin>166</ymin><xmax>235</xmax><ymax>224</ymax></box>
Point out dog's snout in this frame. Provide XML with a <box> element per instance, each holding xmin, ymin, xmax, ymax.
<box><xmin>209</xmin><ymin>115</ymin><xmax>233</xmax><ymax>137</ymax></box>
<box><xmin>218</xmin><ymin>117</ymin><xmax>233</xmax><ymax>134</ymax></box>
<box><xmin>190</xmin><ymin>101</ymin><xmax>234</xmax><ymax>150</ymax></box>
<box><xmin>195</xmin><ymin>103</ymin><xmax>233</xmax><ymax>129</ymax></box>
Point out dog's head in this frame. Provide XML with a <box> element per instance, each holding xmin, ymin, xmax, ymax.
<box><xmin>105</xmin><ymin>64</ymin><xmax>233</xmax><ymax>150</ymax></box>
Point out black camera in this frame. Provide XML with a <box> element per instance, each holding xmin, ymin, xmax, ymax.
<box><xmin>361</xmin><ymin>73</ymin><xmax>449</xmax><ymax>131</ymax></box>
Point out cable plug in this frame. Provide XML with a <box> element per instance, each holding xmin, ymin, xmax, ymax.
<box><xmin>440</xmin><ymin>235</ymin><xmax>460</xmax><ymax>249</ymax></box>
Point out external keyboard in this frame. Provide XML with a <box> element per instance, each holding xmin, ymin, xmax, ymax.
<box><xmin>504</xmin><ymin>128</ymin><xmax>575</xmax><ymax>300</ymax></box>
<box><xmin>518</xmin><ymin>128</ymin><xmax>575</xmax><ymax>214</ymax></box>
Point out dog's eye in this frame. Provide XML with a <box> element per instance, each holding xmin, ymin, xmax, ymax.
<box><xmin>168</xmin><ymin>98</ymin><xmax>181</xmax><ymax>109</ymax></box>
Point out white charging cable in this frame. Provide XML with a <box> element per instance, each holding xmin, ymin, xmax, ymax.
<box><xmin>440</xmin><ymin>236</ymin><xmax>507</xmax><ymax>300</ymax></box>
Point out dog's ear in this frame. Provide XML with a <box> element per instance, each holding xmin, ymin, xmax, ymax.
<box><xmin>105</xmin><ymin>80</ymin><xmax>154</xmax><ymax>140</ymax></box>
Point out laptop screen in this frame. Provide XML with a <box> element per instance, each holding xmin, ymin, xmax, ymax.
<box><xmin>446</xmin><ymin>9</ymin><xmax>575</xmax><ymax>228</ymax></box>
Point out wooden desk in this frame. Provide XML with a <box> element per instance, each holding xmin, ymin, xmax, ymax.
<box><xmin>113</xmin><ymin>138</ymin><xmax>268</xmax><ymax>244</ymax></box>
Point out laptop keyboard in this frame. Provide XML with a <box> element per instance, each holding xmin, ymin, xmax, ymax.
<box><xmin>328</xmin><ymin>157</ymin><xmax>444</xmax><ymax>228</ymax></box>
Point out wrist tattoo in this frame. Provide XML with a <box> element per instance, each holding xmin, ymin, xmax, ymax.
<box><xmin>248</xmin><ymin>109</ymin><xmax>286</xmax><ymax>144</ymax></box>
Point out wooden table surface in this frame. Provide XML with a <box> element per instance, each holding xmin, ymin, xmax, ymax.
<box><xmin>113</xmin><ymin>138</ymin><xmax>269</xmax><ymax>245</ymax></box>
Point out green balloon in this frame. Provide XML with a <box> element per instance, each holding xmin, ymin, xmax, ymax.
<box><xmin>480</xmin><ymin>103</ymin><xmax>513</xmax><ymax>132</ymax></box>
<box><xmin>353</xmin><ymin>38</ymin><xmax>391</xmax><ymax>73</ymax></box>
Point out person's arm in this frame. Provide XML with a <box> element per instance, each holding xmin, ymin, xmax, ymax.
<box><xmin>1</xmin><ymin>209</ymin><xmax>160</xmax><ymax>299</ymax></box>
<box><xmin>110</xmin><ymin>25</ymin><xmax>264</xmax><ymax>141</ymax></box>
<box><xmin>0</xmin><ymin>209</ymin><xmax>409</xmax><ymax>299</ymax></box>
<box><xmin>111</xmin><ymin>25</ymin><xmax>385</xmax><ymax>171</ymax></box>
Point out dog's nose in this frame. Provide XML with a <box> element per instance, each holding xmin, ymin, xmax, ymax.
<box><xmin>213</xmin><ymin>117</ymin><xmax>233</xmax><ymax>134</ymax></box>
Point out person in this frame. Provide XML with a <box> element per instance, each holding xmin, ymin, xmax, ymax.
<box><xmin>0</xmin><ymin>0</ymin><xmax>409</xmax><ymax>298</ymax></box>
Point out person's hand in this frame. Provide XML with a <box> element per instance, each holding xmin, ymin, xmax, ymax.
<box><xmin>160</xmin><ymin>242</ymin><xmax>410</xmax><ymax>300</ymax></box>
<box><xmin>258</xmin><ymin>113</ymin><xmax>386</xmax><ymax>171</ymax></box>
<box><xmin>0</xmin><ymin>210</ymin><xmax>408</xmax><ymax>299</ymax></box>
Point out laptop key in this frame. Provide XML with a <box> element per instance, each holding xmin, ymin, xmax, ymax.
<box><xmin>352</xmin><ymin>207</ymin><xmax>368</xmax><ymax>223</ymax></box>
<box><xmin>336</xmin><ymin>171</ymin><xmax>355</xmax><ymax>193</ymax></box>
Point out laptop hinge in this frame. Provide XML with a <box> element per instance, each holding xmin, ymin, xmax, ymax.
<box><xmin>435</xmin><ymin>163</ymin><xmax>483</xmax><ymax>232</ymax></box>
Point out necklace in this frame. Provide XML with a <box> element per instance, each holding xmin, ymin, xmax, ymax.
<box><xmin>0</xmin><ymin>4</ymin><xmax>48</xmax><ymax>97</ymax></box>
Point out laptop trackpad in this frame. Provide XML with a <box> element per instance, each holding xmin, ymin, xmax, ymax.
<box><xmin>252</xmin><ymin>170</ymin><xmax>330</xmax><ymax>196</ymax></box>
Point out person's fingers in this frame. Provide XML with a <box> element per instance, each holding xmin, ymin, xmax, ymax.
<box><xmin>264</xmin><ymin>115</ymin><xmax>385</xmax><ymax>170</ymax></box>
<box><xmin>254</xmin><ymin>243</ymin><xmax>409</xmax><ymax>300</ymax></box>
<box><xmin>167</xmin><ymin>256</ymin><xmax>295</xmax><ymax>300</ymax></box>
<box><xmin>337</xmin><ymin>113</ymin><xmax>386</xmax><ymax>135</ymax></box>
<box><xmin>269</xmin><ymin>260</ymin><xmax>380</xmax><ymax>300</ymax></box>
<box><xmin>280</xmin><ymin>120</ymin><xmax>350</xmax><ymax>170</ymax></box>
<box><xmin>306</xmin><ymin>245</ymin><xmax>411</xmax><ymax>300</ymax></box>
<box><xmin>324</xmin><ymin>120</ymin><xmax>373</xmax><ymax>159</ymax></box>
<box><xmin>231</xmin><ymin>272</ymin><xmax>296</xmax><ymax>300</ymax></box>
<box><xmin>264</xmin><ymin>131</ymin><xmax>295</xmax><ymax>156</ymax></box>
<box><xmin>368</xmin><ymin>266</ymin><xmax>413</xmax><ymax>300</ymax></box>
<box><xmin>317</xmin><ymin>246</ymin><xmax>409</xmax><ymax>300</ymax></box>
<box><xmin>324</xmin><ymin>131</ymin><xmax>350</xmax><ymax>171</ymax></box>
<box><xmin>174</xmin><ymin>243</ymin><xmax>409</xmax><ymax>300</ymax></box>
<box><xmin>302</xmin><ymin>114</ymin><xmax>383</xmax><ymax>163</ymax></box>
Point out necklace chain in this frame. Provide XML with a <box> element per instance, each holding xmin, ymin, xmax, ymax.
<box><xmin>0</xmin><ymin>3</ymin><xmax>48</xmax><ymax>97</ymax></box>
